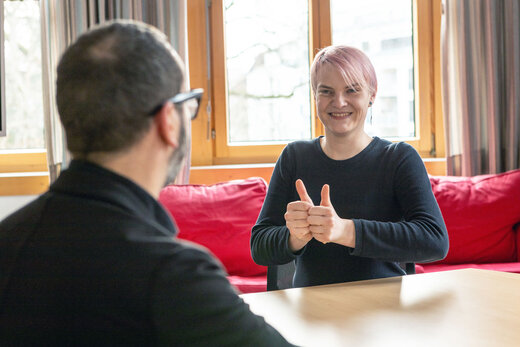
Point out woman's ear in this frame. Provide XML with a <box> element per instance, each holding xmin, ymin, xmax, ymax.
<box><xmin>369</xmin><ymin>94</ymin><xmax>376</xmax><ymax>106</ymax></box>
<box><xmin>155</xmin><ymin>102</ymin><xmax>180</xmax><ymax>149</ymax></box>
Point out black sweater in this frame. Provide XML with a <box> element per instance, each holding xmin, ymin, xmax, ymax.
<box><xmin>251</xmin><ymin>137</ymin><xmax>449</xmax><ymax>287</ymax></box>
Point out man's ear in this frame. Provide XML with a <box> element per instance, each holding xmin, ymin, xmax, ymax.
<box><xmin>155</xmin><ymin>102</ymin><xmax>180</xmax><ymax>149</ymax></box>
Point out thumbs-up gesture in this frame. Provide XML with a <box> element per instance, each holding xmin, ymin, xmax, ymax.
<box><xmin>284</xmin><ymin>179</ymin><xmax>314</xmax><ymax>251</ymax></box>
<box><xmin>308</xmin><ymin>184</ymin><xmax>355</xmax><ymax>246</ymax></box>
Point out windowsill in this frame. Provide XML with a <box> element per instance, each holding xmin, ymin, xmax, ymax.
<box><xmin>0</xmin><ymin>158</ymin><xmax>447</xmax><ymax>196</ymax></box>
<box><xmin>0</xmin><ymin>150</ymin><xmax>49</xmax><ymax>196</ymax></box>
<box><xmin>0</xmin><ymin>148</ymin><xmax>46</xmax><ymax>154</ymax></box>
<box><xmin>189</xmin><ymin>158</ymin><xmax>447</xmax><ymax>185</ymax></box>
<box><xmin>0</xmin><ymin>172</ymin><xmax>49</xmax><ymax>196</ymax></box>
<box><xmin>189</xmin><ymin>163</ymin><xmax>276</xmax><ymax>185</ymax></box>
<box><xmin>0</xmin><ymin>171</ymin><xmax>49</xmax><ymax>178</ymax></box>
<box><xmin>191</xmin><ymin>163</ymin><xmax>276</xmax><ymax>170</ymax></box>
<box><xmin>0</xmin><ymin>149</ymin><xmax>48</xmax><ymax>172</ymax></box>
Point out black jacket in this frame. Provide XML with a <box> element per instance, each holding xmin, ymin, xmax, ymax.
<box><xmin>0</xmin><ymin>160</ymin><xmax>291</xmax><ymax>346</ymax></box>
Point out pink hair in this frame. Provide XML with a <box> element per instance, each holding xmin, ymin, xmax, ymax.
<box><xmin>310</xmin><ymin>45</ymin><xmax>377</xmax><ymax>97</ymax></box>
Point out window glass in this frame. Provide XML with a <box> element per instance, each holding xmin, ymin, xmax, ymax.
<box><xmin>330</xmin><ymin>0</ymin><xmax>414</xmax><ymax>138</ymax></box>
<box><xmin>0</xmin><ymin>0</ymin><xmax>44</xmax><ymax>149</ymax></box>
<box><xmin>223</xmin><ymin>0</ymin><xmax>311</xmax><ymax>144</ymax></box>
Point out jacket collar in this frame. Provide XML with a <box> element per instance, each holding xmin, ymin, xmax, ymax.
<box><xmin>50</xmin><ymin>160</ymin><xmax>177</xmax><ymax>236</ymax></box>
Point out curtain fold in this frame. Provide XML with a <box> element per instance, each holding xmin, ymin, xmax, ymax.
<box><xmin>40</xmin><ymin>0</ymin><xmax>190</xmax><ymax>184</ymax></box>
<box><xmin>441</xmin><ymin>0</ymin><xmax>520</xmax><ymax>176</ymax></box>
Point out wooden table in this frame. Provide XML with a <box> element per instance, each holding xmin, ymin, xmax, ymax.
<box><xmin>240</xmin><ymin>269</ymin><xmax>520</xmax><ymax>347</ymax></box>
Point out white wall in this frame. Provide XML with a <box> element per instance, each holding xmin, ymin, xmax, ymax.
<box><xmin>0</xmin><ymin>195</ymin><xmax>37</xmax><ymax>220</ymax></box>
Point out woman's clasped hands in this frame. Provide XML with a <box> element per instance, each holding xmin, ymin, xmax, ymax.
<box><xmin>285</xmin><ymin>179</ymin><xmax>356</xmax><ymax>252</ymax></box>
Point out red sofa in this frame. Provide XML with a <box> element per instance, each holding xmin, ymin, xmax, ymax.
<box><xmin>159</xmin><ymin>169</ymin><xmax>520</xmax><ymax>293</ymax></box>
<box><xmin>159</xmin><ymin>177</ymin><xmax>269</xmax><ymax>293</ymax></box>
<box><xmin>417</xmin><ymin>168</ymin><xmax>520</xmax><ymax>274</ymax></box>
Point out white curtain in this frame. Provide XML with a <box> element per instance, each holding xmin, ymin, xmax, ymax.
<box><xmin>40</xmin><ymin>0</ymin><xmax>190</xmax><ymax>183</ymax></box>
<box><xmin>441</xmin><ymin>0</ymin><xmax>520</xmax><ymax>176</ymax></box>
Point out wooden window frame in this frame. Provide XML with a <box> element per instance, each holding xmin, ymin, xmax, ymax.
<box><xmin>0</xmin><ymin>0</ymin><xmax>444</xmax><ymax>196</ymax></box>
<box><xmin>412</xmin><ymin>0</ymin><xmax>445</xmax><ymax>158</ymax></box>
<box><xmin>188</xmin><ymin>0</ymin><xmax>444</xmax><ymax>166</ymax></box>
<box><xmin>0</xmin><ymin>0</ymin><xmax>48</xmax><ymax>196</ymax></box>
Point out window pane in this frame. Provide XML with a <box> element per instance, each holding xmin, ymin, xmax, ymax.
<box><xmin>0</xmin><ymin>0</ymin><xmax>44</xmax><ymax>149</ymax></box>
<box><xmin>330</xmin><ymin>0</ymin><xmax>415</xmax><ymax>138</ymax></box>
<box><xmin>224</xmin><ymin>0</ymin><xmax>311</xmax><ymax>144</ymax></box>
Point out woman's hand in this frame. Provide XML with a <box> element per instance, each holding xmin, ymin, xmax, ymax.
<box><xmin>284</xmin><ymin>179</ymin><xmax>314</xmax><ymax>252</ymax></box>
<box><xmin>307</xmin><ymin>184</ymin><xmax>356</xmax><ymax>247</ymax></box>
<box><xmin>285</xmin><ymin>179</ymin><xmax>356</xmax><ymax>251</ymax></box>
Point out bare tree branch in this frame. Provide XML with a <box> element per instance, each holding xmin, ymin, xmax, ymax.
<box><xmin>225</xmin><ymin>0</ymin><xmax>235</xmax><ymax>11</ymax></box>
<box><xmin>226</xmin><ymin>42</ymin><xmax>275</xmax><ymax>61</ymax></box>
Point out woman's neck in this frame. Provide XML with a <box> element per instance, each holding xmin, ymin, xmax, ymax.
<box><xmin>320</xmin><ymin>132</ymin><xmax>373</xmax><ymax>160</ymax></box>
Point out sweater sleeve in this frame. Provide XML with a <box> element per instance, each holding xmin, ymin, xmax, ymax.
<box><xmin>151</xmin><ymin>245</ymin><xmax>295</xmax><ymax>346</ymax></box>
<box><xmin>351</xmin><ymin>144</ymin><xmax>449</xmax><ymax>263</ymax></box>
<box><xmin>250</xmin><ymin>146</ymin><xmax>299</xmax><ymax>266</ymax></box>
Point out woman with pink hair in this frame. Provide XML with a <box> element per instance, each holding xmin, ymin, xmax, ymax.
<box><xmin>251</xmin><ymin>45</ymin><xmax>449</xmax><ymax>287</ymax></box>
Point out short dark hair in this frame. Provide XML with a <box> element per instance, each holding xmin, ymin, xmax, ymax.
<box><xmin>56</xmin><ymin>20</ymin><xmax>184</xmax><ymax>156</ymax></box>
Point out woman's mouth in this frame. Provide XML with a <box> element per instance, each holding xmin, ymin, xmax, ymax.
<box><xmin>328</xmin><ymin>112</ymin><xmax>352</xmax><ymax>118</ymax></box>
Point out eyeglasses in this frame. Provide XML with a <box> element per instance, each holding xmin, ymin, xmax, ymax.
<box><xmin>149</xmin><ymin>88</ymin><xmax>204</xmax><ymax>120</ymax></box>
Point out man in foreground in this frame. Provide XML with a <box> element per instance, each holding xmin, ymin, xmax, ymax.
<box><xmin>0</xmin><ymin>20</ymin><xmax>291</xmax><ymax>346</ymax></box>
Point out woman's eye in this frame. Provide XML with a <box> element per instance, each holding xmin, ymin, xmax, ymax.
<box><xmin>346</xmin><ymin>88</ymin><xmax>358</xmax><ymax>93</ymax></box>
<box><xmin>319</xmin><ymin>89</ymin><xmax>332</xmax><ymax>95</ymax></box>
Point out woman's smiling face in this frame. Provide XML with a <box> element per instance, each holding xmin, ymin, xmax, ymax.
<box><xmin>315</xmin><ymin>63</ymin><xmax>374</xmax><ymax>138</ymax></box>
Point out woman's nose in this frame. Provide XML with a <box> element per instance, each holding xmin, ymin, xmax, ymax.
<box><xmin>332</xmin><ymin>93</ymin><xmax>348</xmax><ymax>107</ymax></box>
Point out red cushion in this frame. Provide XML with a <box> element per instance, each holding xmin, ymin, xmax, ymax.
<box><xmin>428</xmin><ymin>169</ymin><xmax>520</xmax><ymax>264</ymax></box>
<box><xmin>159</xmin><ymin>177</ymin><xmax>268</xmax><ymax>277</ymax></box>
<box><xmin>417</xmin><ymin>262</ymin><xmax>520</xmax><ymax>274</ymax></box>
<box><xmin>517</xmin><ymin>224</ymin><xmax>520</xmax><ymax>262</ymax></box>
<box><xmin>227</xmin><ymin>275</ymin><xmax>267</xmax><ymax>294</ymax></box>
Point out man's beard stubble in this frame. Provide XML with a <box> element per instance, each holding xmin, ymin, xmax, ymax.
<box><xmin>163</xmin><ymin>117</ymin><xmax>188</xmax><ymax>187</ymax></box>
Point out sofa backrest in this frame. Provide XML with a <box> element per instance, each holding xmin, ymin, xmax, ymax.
<box><xmin>158</xmin><ymin>177</ymin><xmax>268</xmax><ymax>277</ymax></box>
<box><xmin>158</xmin><ymin>169</ymin><xmax>520</xmax><ymax>271</ymax></box>
<box><xmin>429</xmin><ymin>168</ymin><xmax>520</xmax><ymax>264</ymax></box>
